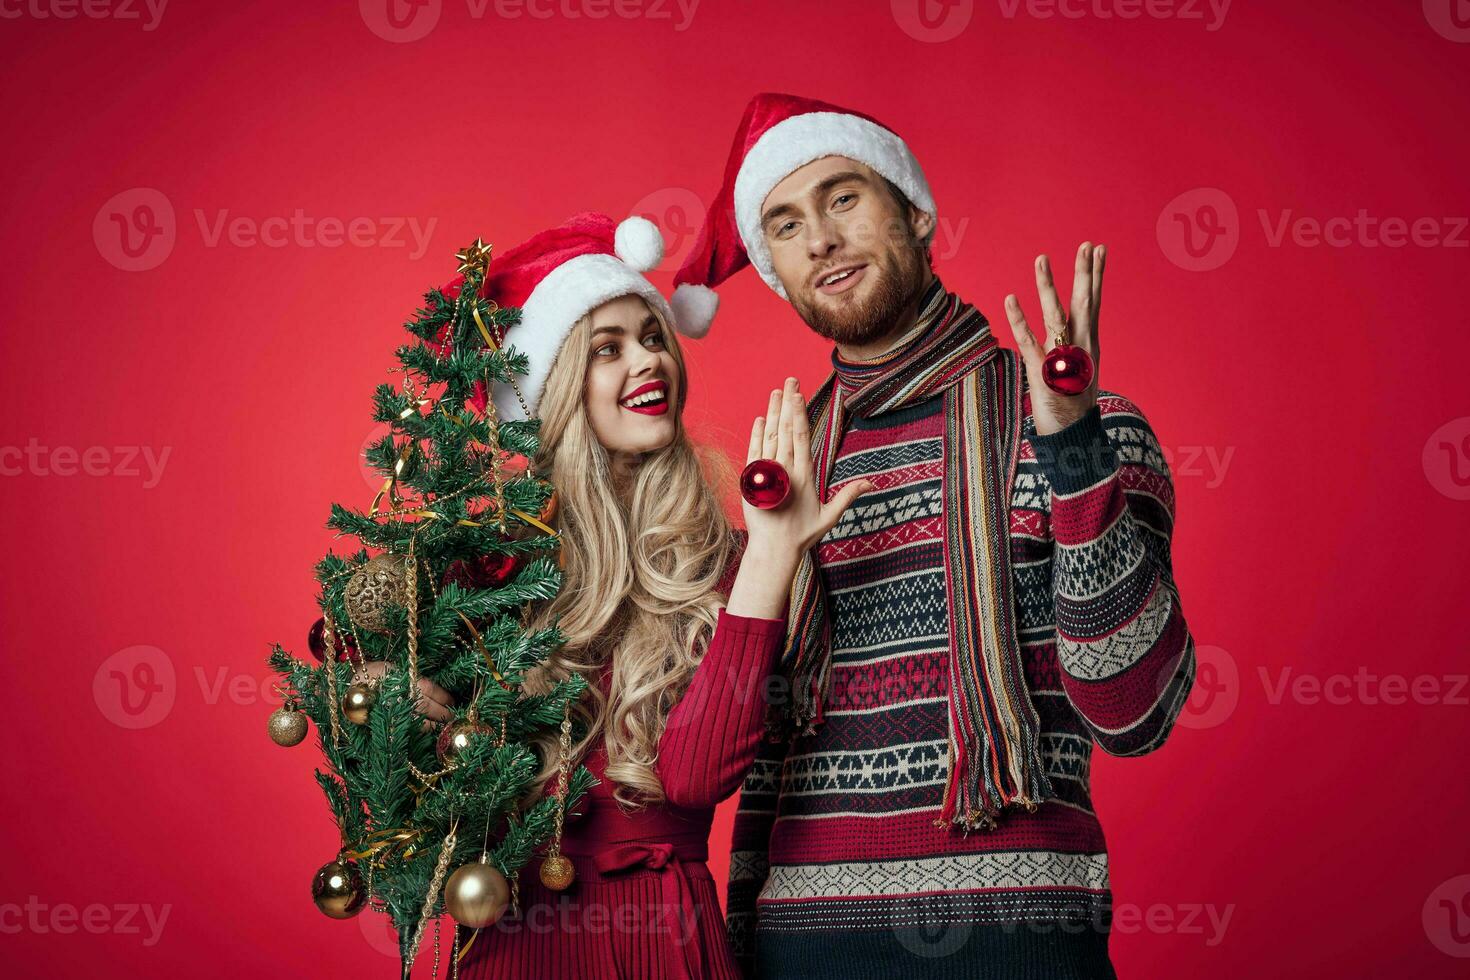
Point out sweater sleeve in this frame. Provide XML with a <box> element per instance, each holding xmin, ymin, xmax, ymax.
<box><xmin>726</xmin><ymin>733</ymin><xmax>788</xmax><ymax>978</ymax></box>
<box><xmin>655</xmin><ymin>608</ymin><xmax>787</xmax><ymax>809</ymax></box>
<box><xmin>1027</xmin><ymin>393</ymin><xmax>1196</xmax><ymax>757</ymax></box>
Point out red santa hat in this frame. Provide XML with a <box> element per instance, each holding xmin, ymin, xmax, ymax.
<box><xmin>442</xmin><ymin>212</ymin><xmax>674</xmax><ymax>421</ymax></box>
<box><xmin>670</xmin><ymin>92</ymin><xmax>936</xmax><ymax>338</ymax></box>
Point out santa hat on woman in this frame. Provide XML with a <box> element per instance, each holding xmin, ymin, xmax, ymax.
<box><xmin>670</xmin><ymin>92</ymin><xmax>937</xmax><ymax>339</ymax></box>
<box><xmin>446</xmin><ymin>212</ymin><xmax>675</xmax><ymax>422</ymax></box>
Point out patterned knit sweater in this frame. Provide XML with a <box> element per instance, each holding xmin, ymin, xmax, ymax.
<box><xmin>726</xmin><ymin>351</ymin><xmax>1195</xmax><ymax>978</ymax></box>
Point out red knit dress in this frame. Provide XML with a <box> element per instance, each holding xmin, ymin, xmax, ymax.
<box><xmin>456</xmin><ymin>607</ymin><xmax>786</xmax><ymax>980</ymax></box>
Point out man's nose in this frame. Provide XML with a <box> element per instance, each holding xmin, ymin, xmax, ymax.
<box><xmin>804</xmin><ymin>215</ymin><xmax>843</xmax><ymax>261</ymax></box>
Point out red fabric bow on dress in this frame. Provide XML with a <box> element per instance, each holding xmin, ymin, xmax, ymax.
<box><xmin>593</xmin><ymin>842</ymin><xmax>705</xmax><ymax>980</ymax></box>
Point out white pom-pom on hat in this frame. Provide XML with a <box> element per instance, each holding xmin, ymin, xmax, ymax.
<box><xmin>614</xmin><ymin>216</ymin><xmax>665</xmax><ymax>273</ymax></box>
<box><xmin>670</xmin><ymin>283</ymin><xmax>719</xmax><ymax>339</ymax></box>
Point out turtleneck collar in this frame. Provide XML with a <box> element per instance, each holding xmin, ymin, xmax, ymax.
<box><xmin>832</xmin><ymin>277</ymin><xmax>949</xmax><ymax>386</ymax></box>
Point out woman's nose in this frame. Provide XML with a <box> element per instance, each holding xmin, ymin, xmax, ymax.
<box><xmin>626</xmin><ymin>341</ymin><xmax>659</xmax><ymax>375</ymax></box>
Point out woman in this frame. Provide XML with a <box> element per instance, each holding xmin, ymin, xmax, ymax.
<box><xmin>403</xmin><ymin>213</ymin><xmax>870</xmax><ymax>978</ymax></box>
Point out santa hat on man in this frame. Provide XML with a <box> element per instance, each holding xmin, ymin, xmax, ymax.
<box><xmin>444</xmin><ymin>211</ymin><xmax>674</xmax><ymax>422</ymax></box>
<box><xmin>670</xmin><ymin>93</ymin><xmax>937</xmax><ymax>339</ymax></box>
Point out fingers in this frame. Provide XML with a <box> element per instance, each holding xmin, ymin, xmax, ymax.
<box><xmin>747</xmin><ymin>415</ymin><xmax>764</xmax><ymax>464</ymax></box>
<box><xmin>417</xmin><ymin>677</ymin><xmax>453</xmax><ymax>708</ymax></box>
<box><xmin>762</xmin><ymin>387</ymin><xmax>781</xmax><ymax>459</ymax></box>
<box><xmin>817</xmin><ymin>479</ymin><xmax>875</xmax><ymax>534</ymax></box>
<box><xmin>792</xmin><ymin>388</ymin><xmax>811</xmax><ymax>469</ymax></box>
<box><xmin>1070</xmin><ymin>242</ymin><xmax>1094</xmax><ymax>333</ymax></box>
<box><xmin>1092</xmin><ymin>244</ymin><xmax>1106</xmax><ymax>320</ymax></box>
<box><xmin>360</xmin><ymin>663</ymin><xmax>456</xmax><ymax>723</ymax></box>
<box><xmin>1005</xmin><ymin>294</ymin><xmax>1045</xmax><ymax>371</ymax></box>
<box><xmin>413</xmin><ymin>678</ymin><xmax>455</xmax><ymax>723</ymax></box>
<box><xmin>1034</xmin><ymin>255</ymin><xmax>1067</xmax><ymax>339</ymax></box>
<box><xmin>776</xmin><ymin>377</ymin><xmax>798</xmax><ymax>467</ymax></box>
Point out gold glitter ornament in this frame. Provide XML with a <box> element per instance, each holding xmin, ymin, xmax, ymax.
<box><xmin>343</xmin><ymin>554</ymin><xmax>410</xmax><ymax>633</ymax></box>
<box><xmin>267</xmin><ymin>706</ymin><xmax>309</xmax><ymax>746</ymax></box>
<box><xmin>538</xmin><ymin>854</ymin><xmax>575</xmax><ymax>891</ymax></box>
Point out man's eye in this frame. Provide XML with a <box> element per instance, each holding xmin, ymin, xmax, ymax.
<box><xmin>775</xmin><ymin>220</ymin><xmax>799</xmax><ymax>239</ymax></box>
<box><xmin>832</xmin><ymin>193</ymin><xmax>857</xmax><ymax>210</ymax></box>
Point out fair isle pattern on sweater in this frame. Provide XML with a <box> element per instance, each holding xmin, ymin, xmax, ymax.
<box><xmin>725</xmin><ymin>387</ymin><xmax>1195</xmax><ymax>969</ymax></box>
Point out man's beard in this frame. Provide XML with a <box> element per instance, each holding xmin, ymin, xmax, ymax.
<box><xmin>792</xmin><ymin>245</ymin><xmax>926</xmax><ymax>347</ymax></box>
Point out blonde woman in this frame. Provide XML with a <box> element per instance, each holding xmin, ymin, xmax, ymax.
<box><xmin>404</xmin><ymin>213</ymin><xmax>871</xmax><ymax>979</ymax></box>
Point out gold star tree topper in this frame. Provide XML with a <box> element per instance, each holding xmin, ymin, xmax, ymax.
<box><xmin>455</xmin><ymin>239</ymin><xmax>494</xmax><ymax>276</ymax></box>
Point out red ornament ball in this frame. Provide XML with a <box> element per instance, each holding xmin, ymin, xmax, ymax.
<box><xmin>443</xmin><ymin>554</ymin><xmax>520</xmax><ymax>591</ymax></box>
<box><xmin>1042</xmin><ymin>344</ymin><xmax>1095</xmax><ymax>396</ymax></box>
<box><xmin>307</xmin><ymin>617</ymin><xmax>357</xmax><ymax>663</ymax></box>
<box><xmin>740</xmin><ymin>459</ymin><xmax>792</xmax><ymax>510</ymax></box>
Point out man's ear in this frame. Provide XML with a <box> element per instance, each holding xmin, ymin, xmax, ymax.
<box><xmin>910</xmin><ymin>207</ymin><xmax>936</xmax><ymax>244</ymax></box>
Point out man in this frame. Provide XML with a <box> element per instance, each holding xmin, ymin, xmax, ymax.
<box><xmin>671</xmin><ymin>93</ymin><xmax>1196</xmax><ymax>979</ymax></box>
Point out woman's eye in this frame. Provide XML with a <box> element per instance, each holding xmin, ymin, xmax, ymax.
<box><xmin>595</xmin><ymin>343</ymin><xmax>617</xmax><ymax>357</ymax></box>
<box><xmin>642</xmin><ymin>333</ymin><xmax>664</xmax><ymax>350</ymax></box>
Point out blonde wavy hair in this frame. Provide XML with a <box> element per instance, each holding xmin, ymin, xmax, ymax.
<box><xmin>520</xmin><ymin>296</ymin><xmax>733</xmax><ymax>809</ymax></box>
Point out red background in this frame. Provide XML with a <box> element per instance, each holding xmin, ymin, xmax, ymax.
<box><xmin>2</xmin><ymin>1</ymin><xmax>1468</xmax><ymax>976</ymax></box>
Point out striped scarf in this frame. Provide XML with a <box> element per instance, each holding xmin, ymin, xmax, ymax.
<box><xmin>769</xmin><ymin>279</ymin><xmax>1055</xmax><ymax>830</ymax></box>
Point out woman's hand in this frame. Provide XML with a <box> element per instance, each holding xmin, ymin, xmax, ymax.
<box><xmin>726</xmin><ymin>377</ymin><xmax>873</xmax><ymax>619</ymax></box>
<box><xmin>359</xmin><ymin>661</ymin><xmax>456</xmax><ymax>731</ymax></box>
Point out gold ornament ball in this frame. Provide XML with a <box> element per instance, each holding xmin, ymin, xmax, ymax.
<box><xmin>436</xmin><ymin>718</ymin><xmax>495</xmax><ymax>763</ymax></box>
<box><xmin>539</xmin><ymin>854</ymin><xmax>575</xmax><ymax>891</ymax></box>
<box><xmin>268</xmin><ymin>707</ymin><xmax>309</xmax><ymax>746</ymax></box>
<box><xmin>341</xmin><ymin>681</ymin><xmax>377</xmax><ymax>725</ymax></box>
<box><xmin>311</xmin><ymin>858</ymin><xmax>366</xmax><ymax>919</ymax></box>
<box><xmin>444</xmin><ymin>860</ymin><xmax>510</xmax><ymax>928</ymax></box>
<box><xmin>343</xmin><ymin>554</ymin><xmax>410</xmax><ymax>633</ymax></box>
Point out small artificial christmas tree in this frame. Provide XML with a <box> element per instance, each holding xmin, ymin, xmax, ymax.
<box><xmin>266</xmin><ymin>239</ymin><xmax>593</xmax><ymax>977</ymax></box>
